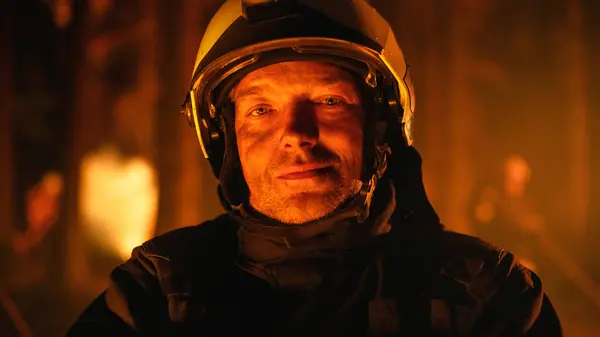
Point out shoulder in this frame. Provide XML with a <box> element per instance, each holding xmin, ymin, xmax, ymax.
<box><xmin>434</xmin><ymin>230</ymin><xmax>501</xmax><ymax>259</ymax></box>
<box><xmin>393</xmin><ymin>229</ymin><xmax>508</xmax><ymax>276</ymax></box>
<box><xmin>139</xmin><ymin>213</ymin><xmax>238</xmax><ymax>260</ymax></box>
<box><xmin>103</xmin><ymin>214</ymin><xmax>238</xmax><ymax>332</ymax></box>
<box><xmin>421</xmin><ymin>231</ymin><xmax>557</xmax><ymax>335</ymax></box>
<box><xmin>429</xmin><ymin>230</ymin><xmax>536</xmax><ymax>303</ymax></box>
<box><xmin>115</xmin><ymin>213</ymin><xmax>238</xmax><ymax>283</ymax></box>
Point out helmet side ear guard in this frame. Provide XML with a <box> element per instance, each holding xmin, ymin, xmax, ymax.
<box><xmin>180</xmin><ymin>91</ymin><xmax>223</xmax><ymax>160</ymax></box>
<box><xmin>377</xmin><ymin>76</ymin><xmax>409</xmax><ymax>148</ymax></box>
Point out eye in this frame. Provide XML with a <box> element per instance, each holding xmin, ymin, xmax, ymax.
<box><xmin>319</xmin><ymin>96</ymin><xmax>344</xmax><ymax>106</ymax></box>
<box><xmin>247</xmin><ymin>105</ymin><xmax>272</xmax><ymax>117</ymax></box>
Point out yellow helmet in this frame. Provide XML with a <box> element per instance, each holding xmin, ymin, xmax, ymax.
<box><xmin>181</xmin><ymin>0</ymin><xmax>416</xmax><ymax>210</ymax></box>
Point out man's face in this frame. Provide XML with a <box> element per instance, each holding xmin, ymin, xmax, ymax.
<box><xmin>232</xmin><ymin>61</ymin><xmax>364</xmax><ymax>224</ymax></box>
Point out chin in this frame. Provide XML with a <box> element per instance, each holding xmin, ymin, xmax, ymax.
<box><xmin>252</xmin><ymin>179</ymin><xmax>361</xmax><ymax>224</ymax></box>
<box><xmin>276</xmin><ymin>193</ymin><xmax>342</xmax><ymax>224</ymax></box>
<box><xmin>275</xmin><ymin>207</ymin><xmax>331</xmax><ymax>224</ymax></box>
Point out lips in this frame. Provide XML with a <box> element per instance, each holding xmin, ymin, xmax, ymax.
<box><xmin>276</xmin><ymin>163</ymin><xmax>333</xmax><ymax>180</ymax></box>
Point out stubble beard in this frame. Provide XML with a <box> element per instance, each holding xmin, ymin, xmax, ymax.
<box><xmin>249</xmin><ymin>176</ymin><xmax>362</xmax><ymax>224</ymax></box>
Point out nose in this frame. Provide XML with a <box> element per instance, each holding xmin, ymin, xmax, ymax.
<box><xmin>280</xmin><ymin>100</ymin><xmax>319</xmax><ymax>150</ymax></box>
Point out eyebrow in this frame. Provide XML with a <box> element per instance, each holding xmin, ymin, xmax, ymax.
<box><xmin>230</xmin><ymin>85</ymin><xmax>264</xmax><ymax>102</ymax></box>
<box><xmin>231</xmin><ymin>78</ymin><xmax>355</xmax><ymax>102</ymax></box>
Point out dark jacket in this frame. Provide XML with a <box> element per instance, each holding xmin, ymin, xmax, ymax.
<box><xmin>67</xmin><ymin>148</ymin><xmax>561</xmax><ymax>336</ymax></box>
<box><xmin>66</xmin><ymin>213</ymin><xmax>561</xmax><ymax>337</ymax></box>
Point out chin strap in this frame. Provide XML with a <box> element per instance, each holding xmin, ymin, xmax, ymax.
<box><xmin>356</xmin><ymin>142</ymin><xmax>391</xmax><ymax>223</ymax></box>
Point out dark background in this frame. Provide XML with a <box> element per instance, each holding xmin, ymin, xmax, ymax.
<box><xmin>1</xmin><ymin>0</ymin><xmax>599</xmax><ymax>336</ymax></box>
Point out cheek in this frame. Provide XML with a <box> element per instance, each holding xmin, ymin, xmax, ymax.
<box><xmin>321</xmin><ymin>122</ymin><xmax>363</xmax><ymax>175</ymax></box>
<box><xmin>236</xmin><ymin>126</ymin><xmax>276</xmax><ymax>180</ymax></box>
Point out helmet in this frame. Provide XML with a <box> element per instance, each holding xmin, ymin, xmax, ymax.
<box><xmin>181</xmin><ymin>0</ymin><xmax>416</xmax><ymax>215</ymax></box>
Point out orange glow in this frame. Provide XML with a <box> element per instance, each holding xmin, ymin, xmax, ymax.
<box><xmin>52</xmin><ymin>0</ymin><xmax>72</xmax><ymax>28</ymax></box>
<box><xmin>504</xmin><ymin>155</ymin><xmax>531</xmax><ymax>197</ymax></box>
<box><xmin>79</xmin><ymin>145</ymin><xmax>158</xmax><ymax>260</ymax></box>
<box><xmin>26</xmin><ymin>171</ymin><xmax>63</xmax><ymax>231</ymax></box>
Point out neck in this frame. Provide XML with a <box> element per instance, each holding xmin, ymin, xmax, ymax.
<box><xmin>226</xmin><ymin>180</ymin><xmax>395</xmax><ymax>288</ymax></box>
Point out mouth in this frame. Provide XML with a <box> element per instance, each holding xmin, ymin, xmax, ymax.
<box><xmin>276</xmin><ymin>163</ymin><xmax>334</xmax><ymax>180</ymax></box>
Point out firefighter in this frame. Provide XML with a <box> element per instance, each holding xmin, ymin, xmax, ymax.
<box><xmin>67</xmin><ymin>1</ymin><xmax>562</xmax><ymax>336</ymax></box>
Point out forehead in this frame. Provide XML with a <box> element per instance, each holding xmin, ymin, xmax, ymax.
<box><xmin>232</xmin><ymin>61</ymin><xmax>359</xmax><ymax>98</ymax></box>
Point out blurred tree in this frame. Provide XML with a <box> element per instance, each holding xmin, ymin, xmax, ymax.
<box><xmin>155</xmin><ymin>0</ymin><xmax>224</xmax><ymax>235</ymax></box>
<box><xmin>582</xmin><ymin>0</ymin><xmax>599</xmax><ymax>282</ymax></box>
<box><xmin>0</xmin><ymin>0</ymin><xmax>14</xmax><ymax>242</ymax></box>
<box><xmin>2</xmin><ymin>0</ymin><xmax>75</xmax><ymax>336</ymax></box>
<box><xmin>564</xmin><ymin>0</ymin><xmax>589</xmax><ymax>245</ymax></box>
<box><xmin>65</xmin><ymin>0</ymin><xmax>161</xmax><ymax>299</ymax></box>
<box><xmin>370</xmin><ymin>0</ymin><xmax>450</xmax><ymax>223</ymax></box>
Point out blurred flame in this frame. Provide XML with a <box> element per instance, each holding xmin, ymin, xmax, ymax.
<box><xmin>90</xmin><ymin>0</ymin><xmax>114</xmax><ymax>17</ymax></box>
<box><xmin>504</xmin><ymin>154</ymin><xmax>531</xmax><ymax>197</ymax></box>
<box><xmin>27</xmin><ymin>171</ymin><xmax>64</xmax><ymax>230</ymax></box>
<box><xmin>79</xmin><ymin>145</ymin><xmax>158</xmax><ymax>260</ymax></box>
<box><xmin>52</xmin><ymin>0</ymin><xmax>72</xmax><ymax>28</ymax></box>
